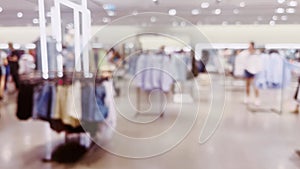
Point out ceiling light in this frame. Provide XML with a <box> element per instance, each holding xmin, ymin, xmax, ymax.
<box><xmin>103</xmin><ymin>4</ymin><xmax>115</xmax><ymax>11</ymax></box>
<box><xmin>168</xmin><ymin>9</ymin><xmax>177</xmax><ymax>16</ymax></box>
<box><xmin>239</xmin><ymin>2</ymin><xmax>246</xmax><ymax>8</ymax></box>
<box><xmin>102</xmin><ymin>17</ymin><xmax>111</xmax><ymax>23</ymax></box>
<box><xmin>191</xmin><ymin>9</ymin><xmax>200</xmax><ymax>15</ymax></box>
<box><xmin>0</xmin><ymin>7</ymin><xmax>3</xmax><ymax>13</ymax></box>
<box><xmin>269</xmin><ymin>20</ymin><xmax>275</xmax><ymax>26</ymax></box>
<box><xmin>286</xmin><ymin>8</ymin><xmax>296</xmax><ymax>13</ymax></box>
<box><xmin>13</xmin><ymin>43</ymin><xmax>21</xmax><ymax>49</ymax></box>
<box><xmin>25</xmin><ymin>43</ymin><xmax>36</xmax><ymax>49</ymax></box>
<box><xmin>281</xmin><ymin>15</ymin><xmax>288</xmax><ymax>20</ymax></box>
<box><xmin>276</xmin><ymin>8</ymin><xmax>285</xmax><ymax>13</ymax></box>
<box><xmin>153</xmin><ymin>0</ymin><xmax>159</xmax><ymax>4</ymax></box>
<box><xmin>107</xmin><ymin>11</ymin><xmax>115</xmax><ymax>16</ymax></box>
<box><xmin>32</xmin><ymin>18</ymin><xmax>39</xmax><ymax>24</ymax></box>
<box><xmin>233</xmin><ymin>9</ymin><xmax>239</xmax><ymax>14</ymax></box>
<box><xmin>214</xmin><ymin>9</ymin><xmax>222</xmax><ymax>15</ymax></box>
<box><xmin>288</xmin><ymin>0</ymin><xmax>298</xmax><ymax>7</ymax></box>
<box><xmin>0</xmin><ymin>44</ymin><xmax>8</xmax><ymax>49</ymax></box>
<box><xmin>277</xmin><ymin>0</ymin><xmax>285</xmax><ymax>4</ymax></box>
<box><xmin>272</xmin><ymin>15</ymin><xmax>278</xmax><ymax>20</ymax></box>
<box><xmin>132</xmin><ymin>10</ymin><xmax>138</xmax><ymax>15</ymax></box>
<box><xmin>150</xmin><ymin>16</ymin><xmax>156</xmax><ymax>22</ymax></box>
<box><xmin>17</xmin><ymin>12</ymin><xmax>23</xmax><ymax>18</ymax></box>
<box><xmin>201</xmin><ymin>2</ymin><xmax>210</xmax><ymax>8</ymax></box>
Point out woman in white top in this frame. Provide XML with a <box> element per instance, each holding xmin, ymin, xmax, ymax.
<box><xmin>244</xmin><ymin>42</ymin><xmax>263</xmax><ymax>105</ymax></box>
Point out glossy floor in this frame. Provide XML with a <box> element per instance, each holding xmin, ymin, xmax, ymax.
<box><xmin>1</xmin><ymin>77</ymin><xmax>300</xmax><ymax>169</ymax></box>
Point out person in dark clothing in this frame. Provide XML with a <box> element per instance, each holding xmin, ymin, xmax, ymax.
<box><xmin>7</xmin><ymin>42</ymin><xmax>20</xmax><ymax>89</ymax></box>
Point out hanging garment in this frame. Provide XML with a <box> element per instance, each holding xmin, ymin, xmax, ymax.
<box><xmin>32</xmin><ymin>83</ymin><xmax>56</xmax><ymax>121</ymax></box>
<box><xmin>135</xmin><ymin>54</ymin><xmax>153</xmax><ymax>90</ymax></box>
<box><xmin>16</xmin><ymin>83</ymin><xmax>34</xmax><ymax>120</ymax></box>
<box><xmin>255</xmin><ymin>53</ymin><xmax>292</xmax><ymax>89</ymax></box>
<box><xmin>54</xmin><ymin>85</ymin><xmax>80</xmax><ymax>128</ymax></box>
<box><xmin>170</xmin><ymin>53</ymin><xmax>188</xmax><ymax>81</ymax></box>
<box><xmin>160</xmin><ymin>55</ymin><xmax>174</xmax><ymax>92</ymax></box>
<box><xmin>81</xmin><ymin>83</ymin><xmax>108</xmax><ymax>122</ymax></box>
<box><xmin>66</xmin><ymin>81</ymin><xmax>82</xmax><ymax>120</ymax></box>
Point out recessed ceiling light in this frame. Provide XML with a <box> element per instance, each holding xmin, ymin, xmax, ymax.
<box><xmin>0</xmin><ymin>7</ymin><xmax>3</xmax><ymax>13</ymax></box>
<box><xmin>168</xmin><ymin>9</ymin><xmax>177</xmax><ymax>16</ymax></box>
<box><xmin>272</xmin><ymin>15</ymin><xmax>278</xmax><ymax>20</ymax></box>
<box><xmin>153</xmin><ymin>0</ymin><xmax>158</xmax><ymax>2</ymax></box>
<box><xmin>214</xmin><ymin>9</ymin><xmax>222</xmax><ymax>15</ymax></box>
<box><xmin>239</xmin><ymin>2</ymin><xmax>246</xmax><ymax>8</ymax></box>
<box><xmin>201</xmin><ymin>2</ymin><xmax>210</xmax><ymax>9</ymax></box>
<box><xmin>191</xmin><ymin>9</ymin><xmax>200</xmax><ymax>15</ymax></box>
<box><xmin>281</xmin><ymin>15</ymin><xmax>288</xmax><ymax>20</ymax></box>
<box><xmin>102</xmin><ymin>4</ymin><xmax>115</xmax><ymax>11</ymax></box>
<box><xmin>32</xmin><ymin>18</ymin><xmax>39</xmax><ymax>24</ymax></box>
<box><xmin>132</xmin><ymin>10</ymin><xmax>138</xmax><ymax>15</ymax></box>
<box><xmin>150</xmin><ymin>16</ymin><xmax>156</xmax><ymax>22</ymax></box>
<box><xmin>102</xmin><ymin>17</ymin><xmax>111</xmax><ymax>23</ymax></box>
<box><xmin>17</xmin><ymin>12</ymin><xmax>23</xmax><ymax>18</ymax></box>
<box><xmin>107</xmin><ymin>11</ymin><xmax>115</xmax><ymax>16</ymax></box>
<box><xmin>277</xmin><ymin>0</ymin><xmax>285</xmax><ymax>4</ymax></box>
<box><xmin>276</xmin><ymin>8</ymin><xmax>285</xmax><ymax>14</ymax></box>
<box><xmin>269</xmin><ymin>20</ymin><xmax>275</xmax><ymax>26</ymax></box>
<box><xmin>288</xmin><ymin>0</ymin><xmax>298</xmax><ymax>7</ymax></box>
<box><xmin>233</xmin><ymin>9</ymin><xmax>239</xmax><ymax>14</ymax></box>
<box><xmin>286</xmin><ymin>8</ymin><xmax>296</xmax><ymax>13</ymax></box>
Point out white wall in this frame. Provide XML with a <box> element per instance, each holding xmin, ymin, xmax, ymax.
<box><xmin>1</xmin><ymin>25</ymin><xmax>300</xmax><ymax>46</ymax></box>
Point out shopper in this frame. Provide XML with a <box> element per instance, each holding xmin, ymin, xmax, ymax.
<box><xmin>18</xmin><ymin>49</ymin><xmax>35</xmax><ymax>75</ymax></box>
<box><xmin>0</xmin><ymin>50</ymin><xmax>8</xmax><ymax>100</ymax></box>
<box><xmin>243</xmin><ymin>42</ymin><xmax>263</xmax><ymax>105</ymax></box>
<box><xmin>7</xmin><ymin>42</ymin><xmax>20</xmax><ymax>90</ymax></box>
<box><xmin>108</xmin><ymin>48</ymin><xmax>123</xmax><ymax>67</ymax></box>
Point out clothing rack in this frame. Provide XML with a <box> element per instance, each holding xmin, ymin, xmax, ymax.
<box><xmin>18</xmin><ymin>72</ymin><xmax>111</xmax><ymax>163</ymax></box>
<box><xmin>134</xmin><ymin>52</ymin><xmax>173</xmax><ymax>117</ymax></box>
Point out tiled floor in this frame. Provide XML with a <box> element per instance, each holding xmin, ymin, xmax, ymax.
<box><xmin>1</xmin><ymin>76</ymin><xmax>300</xmax><ymax>169</ymax></box>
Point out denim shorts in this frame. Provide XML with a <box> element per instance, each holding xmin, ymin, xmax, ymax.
<box><xmin>244</xmin><ymin>70</ymin><xmax>255</xmax><ymax>78</ymax></box>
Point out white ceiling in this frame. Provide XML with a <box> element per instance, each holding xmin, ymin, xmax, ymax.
<box><xmin>0</xmin><ymin>0</ymin><xmax>299</xmax><ymax>26</ymax></box>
